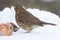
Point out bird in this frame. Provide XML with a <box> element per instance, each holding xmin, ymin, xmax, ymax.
<box><xmin>0</xmin><ymin>22</ymin><xmax>19</xmax><ymax>36</ymax></box>
<box><xmin>14</xmin><ymin>4</ymin><xmax>56</xmax><ymax>33</ymax></box>
<box><xmin>0</xmin><ymin>22</ymin><xmax>13</xmax><ymax>36</ymax></box>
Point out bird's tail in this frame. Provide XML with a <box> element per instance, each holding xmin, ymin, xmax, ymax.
<box><xmin>38</xmin><ymin>21</ymin><xmax>56</xmax><ymax>26</ymax></box>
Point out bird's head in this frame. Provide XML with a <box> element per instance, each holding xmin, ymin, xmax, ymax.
<box><xmin>13</xmin><ymin>4</ymin><xmax>25</xmax><ymax>14</ymax></box>
<box><xmin>10</xmin><ymin>22</ymin><xmax>19</xmax><ymax>32</ymax></box>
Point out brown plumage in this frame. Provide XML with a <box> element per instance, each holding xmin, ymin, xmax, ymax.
<box><xmin>14</xmin><ymin>4</ymin><xmax>56</xmax><ymax>33</ymax></box>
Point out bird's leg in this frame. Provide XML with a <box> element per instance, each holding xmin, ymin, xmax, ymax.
<box><xmin>24</xmin><ymin>26</ymin><xmax>32</xmax><ymax>33</ymax></box>
<box><xmin>26</xmin><ymin>29</ymin><xmax>32</xmax><ymax>33</ymax></box>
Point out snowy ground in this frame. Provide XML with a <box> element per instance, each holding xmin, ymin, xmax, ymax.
<box><xmin>0</xmin><ymin>7</ymin><xmax>60</xmax><ymax>40</ymax></box>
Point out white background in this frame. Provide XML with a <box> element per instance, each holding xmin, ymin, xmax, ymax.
<box><xmin>0</xmin><ymin>7</ymin><xmax>60</xmax><ymax>40</ymax></box>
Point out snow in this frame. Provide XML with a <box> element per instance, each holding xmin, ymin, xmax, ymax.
<box><xmin>0</xmin><ymin>7</ymin><xmax>60</xmax><ymax>40</ymax></box>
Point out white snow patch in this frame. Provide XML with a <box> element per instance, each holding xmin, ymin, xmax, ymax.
<box><xmin>0</xmin><ymin>8</ymin><xmax>60</xmax><ymax>40</ymax></box>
